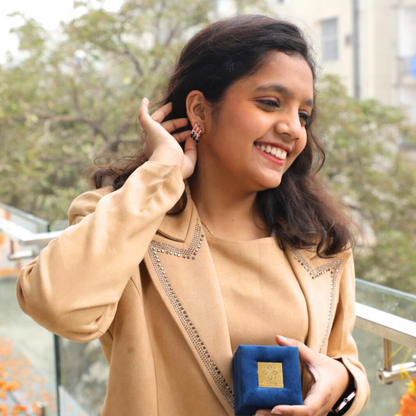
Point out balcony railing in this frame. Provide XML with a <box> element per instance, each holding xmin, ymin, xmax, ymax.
<box><xmin>1</xmin><ymin>203</ymin><xmax>415</xmax><ymax>416</ymax></box>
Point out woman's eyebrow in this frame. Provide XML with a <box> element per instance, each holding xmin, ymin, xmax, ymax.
<box><xmin>255</xmin><ymin>84</ymin><xmax>314</xmax><ymax>107</ymax></box>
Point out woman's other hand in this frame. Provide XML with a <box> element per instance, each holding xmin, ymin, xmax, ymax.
<box><xmin>138</xmin><ymin>98</ymin><xmax>197</xmax><ymax>179</ymax></box>
<box><xmin>254</xmin><ymin>335</ymin><xmax>350</xmax><ymax>416</ymax></box>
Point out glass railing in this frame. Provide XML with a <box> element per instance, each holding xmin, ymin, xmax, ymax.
<box><xmin>1</xmin><ymin>203</ymin><xmax>415</xmax><ymax>416</ymax></box>
<box><xmin>58</xmin><ymin>338</ymin><xmax>108</xmax><ymax>416</ymax></box>
<box><xmin>0</xmin><ymin>203</ymin><xmax>108</xmax><ymax>416</ymax></box>
<box><xmin>353</xmin><ymin>279</ymin><xmax>416</xmax><ymax>416</ymax></box>
<box><xmin>0</xmin><ymin>203</ymin><xmax>57</xmax><ymax>416</ymax></box>
<box><xmin>356</xmin><ymin>279</ymin><xmax>416</xmax><ymax>321</ymax></box>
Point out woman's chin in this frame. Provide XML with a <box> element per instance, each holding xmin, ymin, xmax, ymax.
<box><xmin>253</xmin><ymin>177</ymin><xmax>283</xmax><ymax>192</ymax></box>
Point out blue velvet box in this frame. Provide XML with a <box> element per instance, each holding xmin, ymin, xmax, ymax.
<box><xmin>233</xmin><ymin>345</ymin><xmax>303</xmax><ymax>415</ymax></box>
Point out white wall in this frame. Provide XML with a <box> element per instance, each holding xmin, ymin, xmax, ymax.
<box><xmin>360</xmin><ymin>0</ymin><xmax>395</xmax><ymax>104</ymax></box>
<box><xmin>399</xmin><ymin>85</ymin><xmax>416</xmax><ymax>123</ymax></box>
<box><xmin>269</xmin><ymin>0</ymin><xmax>355</xmax><ymax>95</ymax></box>
<box><xmin>397</xmin><ymin>6</ymin><xmax>416</xmax><ymax>57</ymax></box>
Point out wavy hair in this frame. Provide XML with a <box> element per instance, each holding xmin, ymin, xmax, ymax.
<box><xmin>92</xmin><ymin>14</ymin><xmax>354</xmax><ymax>257</ymax></box>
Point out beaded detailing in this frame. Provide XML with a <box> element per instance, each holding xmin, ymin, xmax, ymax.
<box><xmin>152</xmin><ymin>219</ymin><xmax>203</xmax><ymax>260</ymax></box>
<box><xmin>148</xmin><ymin>219</ymin><xmax>234</xmax><ymax>409</ymax></box>
<box><xmin>291</xmin><ymin>248</ymin><xmax>343</xmax><ymax>353</ymax></box>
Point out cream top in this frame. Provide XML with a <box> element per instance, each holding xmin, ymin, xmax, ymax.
<box><xmin>207</xmin><ymin>233</ymin><xmax>309</xmax><ymax>353</ymax></box>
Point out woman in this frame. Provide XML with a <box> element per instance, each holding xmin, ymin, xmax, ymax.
<box><xmin>17</xmin><ymin>15</ymin><xmax>369</xmax><ymax>416</ymax></box>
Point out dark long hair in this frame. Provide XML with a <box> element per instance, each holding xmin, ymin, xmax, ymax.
<box><xmin>93</xmin><ymin>14</ymin><xmax>354</xmax><ymax>257</ymax></box>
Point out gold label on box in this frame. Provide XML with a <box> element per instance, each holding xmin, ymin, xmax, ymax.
<box><xmin>258</xmin><ymin>362</ymin><xmax>284</xmax><ymax>388</ymax></box>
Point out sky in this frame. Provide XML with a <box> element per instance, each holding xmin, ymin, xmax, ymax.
<box><xmin>0</xmin><ymin>0</ymin><xmax>123</xmax><ymax>60</ymax></box>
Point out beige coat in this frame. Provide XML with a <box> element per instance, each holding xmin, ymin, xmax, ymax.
<box><xmin>17</xmin><ymin>162</ymin><xmax>370</xmax><ymax>416</ymax></box>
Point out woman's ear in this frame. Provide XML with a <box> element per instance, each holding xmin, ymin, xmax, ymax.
<box><xmin>186</xmin><ymin>90</ymin><xmax>210</xmax><ymax>133</ymax></box>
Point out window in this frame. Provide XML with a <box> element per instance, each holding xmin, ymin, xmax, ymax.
<box><xmin>321</xmin><ymin>18</ymin><xmax>339</xmax><ymax>61</ymax></box>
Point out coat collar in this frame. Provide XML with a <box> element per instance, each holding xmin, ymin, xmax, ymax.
<box><xmin>157</xmin><ymin>182</ymin><xmax>193</xmax><ymax>242</ymax></box>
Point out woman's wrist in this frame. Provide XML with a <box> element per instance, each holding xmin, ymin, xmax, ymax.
<box><xmin>148</xmin><ymin>148</ymin><xmax>184</xmax><ymax>174</ymax></box>
<box><xmin>329</xmin><ymin>370</ymin><xmax>356</xmax><ymax>414</ymax></box>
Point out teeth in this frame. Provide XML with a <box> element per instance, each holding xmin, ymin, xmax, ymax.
<box><xmin>256</xmin><ymin>144</ymin><xmax>287</xmax><ymax>160</ymax></box>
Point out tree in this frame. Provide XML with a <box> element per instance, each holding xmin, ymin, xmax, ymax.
<box><xmin>0</xmin><ymin>0</ymin><xmax>265</xmax><ymax>221</ymax></box>
<box><xmin>0</xmin><ymin>2</ymin><xmax>415</xmax><ymax>293</ymax></box>
<box><xmin>315</xmin><ymin>75</ymin><xmax>416</xmax><ymax>293</ymax></box>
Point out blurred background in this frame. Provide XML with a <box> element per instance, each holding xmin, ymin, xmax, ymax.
<box><xmin>0</xmin><ymin>1</ymin><xmax>415</xmax><ymax>415</ymax></box>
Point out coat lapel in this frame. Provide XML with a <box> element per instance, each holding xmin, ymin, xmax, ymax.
<box><xmin>285</xmin><ymin>247</ymin><xmax>343</xmax><ymax>353</ymax></box>
<box><xmin>144</xmin><ymin>198</ymin><xmax>235</xmax><ymax>414</ymax></box>
<box><xmin>285</xmin><ymin>247</ymin><xmax>345</xmax><ymax>396</ymax></box>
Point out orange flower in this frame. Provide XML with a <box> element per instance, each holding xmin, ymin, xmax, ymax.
<box><xmin>32</xmin><ymin>403</ymin><xmax>39</xmax><ymax>414</ymax></box>
<box><xmin>11</xmin><ymin>405</ymin><xmax>27</xmax><ymax>416</ymax></box>
<box><xmin>0</xmin><ymin>381</ymin><xmax>20</xmax><ymax>392</ymax></box>
<box><xmin>0</xmin><ymin>403</ymin><xmax>8</xmax><ymax>416</ymax></box>
<box><xmin>397</xmin><ymin>378</ymin><xmax>416</xmax><ymax>416</ymax></box>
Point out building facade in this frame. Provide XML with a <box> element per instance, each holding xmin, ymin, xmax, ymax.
<box><xmin>262</xmin><ymin>0</ymin><xmax>416</xmax><ymax>124</ymax></box>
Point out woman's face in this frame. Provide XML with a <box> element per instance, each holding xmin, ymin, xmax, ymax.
<box><xmin>201</xmin><ymin>51</ymin><xmax>314</xmax><ymax>193</ymax></box>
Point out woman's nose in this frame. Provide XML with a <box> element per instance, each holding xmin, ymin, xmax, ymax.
<box><xmin>274</xmin><ymin>111</ymin><xmax>303</xmax><ymax>140</ymax></box>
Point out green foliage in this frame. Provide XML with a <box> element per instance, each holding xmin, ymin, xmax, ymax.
<box><xmin>0</xmin><ymin>0</ymin><xmax>253</xmax><ymax>221</ymax></box>
<box><xmin>0</xmin><ymin>2</ymin><xmax>415</xmax><ymax>292</ymax></box>
<box><xmin>316</xmin><ymin>75</ymin><xmax>416</xmax><ymax>293</ymax></box>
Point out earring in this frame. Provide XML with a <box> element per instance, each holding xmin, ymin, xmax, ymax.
<box><xmin>190</xmin><ymin>123</ymin><xmax>202</xmax><ymax>145</ymax></box>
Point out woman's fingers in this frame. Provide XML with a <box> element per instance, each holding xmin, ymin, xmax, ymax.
<box><xmin>140</xmin><ymin>99</ymin><xmax>189</xmax><ymax>136</ymax></box>
<box><xmin>138</xmin><ymin>97</ymin><xmax>151</xmax><ymax>131</ymax></box>
<box><xmin>161</xmin><ymin>118</ymin><xmax>189</xmax><ymax>133</ymax></box>
<box><xmin>139</xmin><ymin>98</ymin><xmax>198</xmax><ymax>179</ymax></box>
<box><xmin>179</xmin><ymin>135</ymin><xmax>197</xmax><ymax>179</ymax></box>
<box><xmin>172</xmin><ymin>130</ymin><xmax>191</xmax><ymax>142</ymax></box>
<box><xmin>140</xmin><ymin>100</ymin><xmax>174</xmax><ymax>128</ymax></box>
<box><xmin>274</xmin><ymin>335</ymin><xmax>303</xmax><ymax>349</ymax></box>
<box><xmin>255</xmin><ymin>404</ymin><xmax>321</xmax><ymax>416</ymax></box>
<box><xmin>302</xmin><ymin>380</ymin><xmax>325</xmax><ymax>408</ymax></box>
<box><xmin>275</xmin><ymin>336</ymin><xmax>315</xmax><ymax>368</ymax></box>
<box><xmin>150</xmin><ymin>102</ymin><xmax>173</xmax><ymax>123</ymax></box>
<box><xmin>271</xmin><ymin>335</ymin><xmax>350</xmax><ymax>415</ymax></box>
<box><xmin>266</xmin><ymin>382</ymin><xmax>324</xmax><ymax>414</ymax></box>
<box><xmin>272</xmin><ymin>404</ymin><xmax>320</xmax><ymax>415</ymax></box>
<box><xmin>184</xmin><ymin>134</ymin><xmax>197</xmax><ymax>162</ymax></box>
<box><xmin>255</xmin><ymin>406</ymin><xmax>311</xmax><ymax>415</ymax></box>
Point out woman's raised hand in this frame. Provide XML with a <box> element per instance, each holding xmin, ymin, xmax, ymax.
<box><xmin>254</xmin><ymin>335</ymin><xmax>351</xmax><ymax>416</ymax></box>
<box><xmin>138</xmin><ymin>98</ymin><xmax>197</xmax><ymax>179</ymax></box>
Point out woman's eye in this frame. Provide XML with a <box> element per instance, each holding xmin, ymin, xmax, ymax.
<box><xmin>258</xmin><ymin>99</ymin><xmax>280</xmax><ymax>108</ymax></box>
<box><xmin>299</xmin><ymin>112</ymin><xmax>310</xmax><ymax>125</ymax></box>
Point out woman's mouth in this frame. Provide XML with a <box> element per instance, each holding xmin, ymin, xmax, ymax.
<box><xmin>255</xmin><ymin>144</ymin><xmax>287</xmax><ymax>160</ymax></box>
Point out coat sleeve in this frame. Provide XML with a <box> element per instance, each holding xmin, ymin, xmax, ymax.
<box><xmin>16</xmin><ymin>161</ymin><xmax>184</xmax><ymax>342</ymax></box>
<box><xmin>326</xmin><ymin>251</ymin><xmax>370</xmax><ymax>415</ymax></box>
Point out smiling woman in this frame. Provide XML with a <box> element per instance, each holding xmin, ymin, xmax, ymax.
<box><xmin>16</xmin><ymin>14</ymin><xmax>369</xmax><ymax>416</ymax></box>
<box><xmin>186</xmin><ymin>52</ymin><xmax>312</xmax><ymax>194</ymax></box>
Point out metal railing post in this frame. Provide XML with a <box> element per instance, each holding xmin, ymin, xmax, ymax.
<box><xmin>54</xmin><ymin>334</ymin><xmax>62</xmax><ymax>416</ymax></box>
<box><xmin>383</xmin><ymin>339</ymin><xmax>393</xmax><ymax>372</ymax></box>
